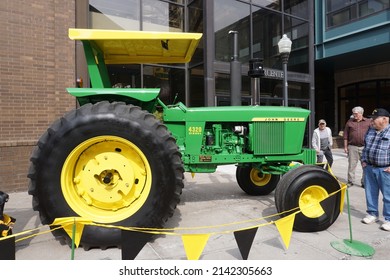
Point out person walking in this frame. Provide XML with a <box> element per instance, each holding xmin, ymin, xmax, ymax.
<box><xmin>361</xmin><ymin>108</ymin><xmax>390</xmax><ymax>231</ymax></box>
<box><xmin>343</xmin><ymin>106</ymin><xmax>371</xmax><ymax>187</ymax></box>
<box><xmin>312</xmin><ymin>119</ymin><xmax>333</xmax><ymax>167</ymax></box>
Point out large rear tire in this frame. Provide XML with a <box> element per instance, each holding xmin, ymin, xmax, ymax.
<box><xmin>236</xmin><ymin>166</ymin><xmax>280</xmax><ymax>195</ymax></box>
<box><xmin>28</xmin><ymin>101</ymin><xmax>184</xmax><ymax>248</ymax></box>
<box><xmin>274</xmin><ymin>165</ymin><xmax>341</xmax><ymax>232</ymax></box>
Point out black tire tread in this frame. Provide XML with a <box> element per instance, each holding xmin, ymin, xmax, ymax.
<box><xmin>274</xmin><ymin>165</ymin><xmax>341</xmax><ymax>232</ymax></box>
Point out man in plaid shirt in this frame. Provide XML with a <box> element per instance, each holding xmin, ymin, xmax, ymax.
<box><xmin>361</xmin><ymin>108</ymin><xmax>390</xmax><ymax>231</ymax></box>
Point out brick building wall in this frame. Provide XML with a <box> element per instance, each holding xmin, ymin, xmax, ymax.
<box><xmin>0</xmin><ymin>1</ymin><xmax>76</xmax><ymax>192</ymax></box>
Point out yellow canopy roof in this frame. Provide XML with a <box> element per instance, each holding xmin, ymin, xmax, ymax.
<box><xmin>69</xmin><ymin>28</ymin><xmax>202</xmax><ymax>64</ymax></box>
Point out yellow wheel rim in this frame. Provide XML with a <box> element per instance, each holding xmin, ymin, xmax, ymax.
<box><xmin>61</xmin><ymin>136</ymin><xmax>151</xmax><ymax>223</ymax></box>
<box><xmin>250</xmin><ymin>168</ymin><xmax>271</xmax><ymax>187</ymax></box>
<box><xmin>299</xmin><ymin>185</ymin><xmax>328</xmax><ymax>218</ymax></box>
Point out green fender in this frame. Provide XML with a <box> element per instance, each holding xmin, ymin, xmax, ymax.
<box><xmin>66</xmin><ymin>87</ymin><xmax>160</xmax><ymax>112</ymax></box>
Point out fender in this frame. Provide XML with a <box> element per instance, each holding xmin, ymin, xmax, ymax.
<box><xmin>67</xmin><ymin>87</ymin><xmax>160</xmax><ymax>111</ymax></box>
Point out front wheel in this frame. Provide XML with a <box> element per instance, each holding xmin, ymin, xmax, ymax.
<box><xmin>28</xmin><ymin>101</ymin><xmax>184</xmax><ymax>248</ymax></box>
<box><xmin>274</xmin><ymin>165</ymin><xmax>341</xmax><ymax>232</ymax></box>
<box><xmin>236</xmin><ymin>166</ymin><xmax>280</xmax><ymax>195</ymax></box>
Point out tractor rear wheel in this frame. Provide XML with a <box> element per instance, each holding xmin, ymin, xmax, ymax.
<box><xmin>274</xmin><ymin>165</ymin><xmax>341</xmax><ymax>232</ymax></box>
<box><xmin>236</xmin><ymin>166</ymin><xmax>280</xmax><ymax>195</ymax></box>
<box><xmin>28</xmin><ymin>101</ymin><xmax>184</xmax><ymax>249</ymax></box>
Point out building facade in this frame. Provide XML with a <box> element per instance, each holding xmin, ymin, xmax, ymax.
<box><xmin>1</xmin><ymin>0</ymin><xmax>389</xmax><ymax>192</ymax></box>
<box><xmin>315</xmin><ymin>0</ymin><xmax>390</xmax><ymax>134</ymax></box>
<box><xmin>80</xmin><ymin>0</ymin><xmax>314</xmax><ymax>109</ymax></box>
<box><xmin>0</xmin><ymin>1</ymin><xmax>76</xmax><ymax>192</ymax></box>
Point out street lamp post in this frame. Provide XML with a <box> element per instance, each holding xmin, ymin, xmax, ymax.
<box><xmin>278</xmin><ymin>34</ymin><xmax>292</xmax><ymax>107</ymax></box>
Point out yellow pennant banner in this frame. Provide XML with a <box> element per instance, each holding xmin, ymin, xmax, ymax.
<box><xmin>2</xmin><ymin>182</ymin><xmax>346</xmax><ymax>260</ymax></box>
<box><xmin>181</xmin><ymin>234</ymin><xmax>210</xmax><ymax>260</ymax></box>
<box><xmin>52</xmin><ymin>217</ymin><xmax>92</xmax><ymax>248</ymax></box>
<box><xmin>274</xmin><ymin>212</ymin><xmax>298</xmax><ymax>249</ymax></box>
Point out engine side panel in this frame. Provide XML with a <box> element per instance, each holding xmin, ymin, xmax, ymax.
<box><xmin>163</xmin><ymin>103</ymin><xmax>315</xmax><ymax>173</ymax></box>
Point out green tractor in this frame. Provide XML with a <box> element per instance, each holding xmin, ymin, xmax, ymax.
<box><xmin>28</xmin><ymin>29</ymin><xmax>342</xmax><ymax>249</ymax></box>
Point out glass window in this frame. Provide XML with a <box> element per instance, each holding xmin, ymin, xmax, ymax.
<box><xmin>359</xmin><ymin>0</ymin><xmax>390</xmax><ymax>17</ymax></box>
<box><xmin>339</xmin><ymin>84</ymin><xmax>355</xmax><ymax>99</ymax></box>
<box><xmin>284</xmin><ymin>0</ymin><xmax>309</xmax><ymax>19</ymax></box>
<box><xmin>338</xmin><ymin>79</ymin><xmax>390</xmax><ymax>129</ymax></box>
<box><xmin>283</xmin><ymin>16</ymin><xmax>309</xmax><ymax>73</ymax></box>
<box><xmin>189</xmin><ymin>0</ymin><xmax>203</xmax><ymax>33</ymax></box>
<box><xmin>260</xmin><ymin>79</ymin><xmax>309</xmax><ymax>101</ymax></box>
<box><xmin>89</xmin><ymin>0</ymin><xmax>140</xmax><ymax>30</ymax></box>
<box><xmin>327</xmin><ymin>0</ymin><xmax>353</xmax><ymax>12</ymax></box>
<box><xmin>188</xmin><ymin>0</ymin><xmax>204</xmax><ymax>65</ymax></box>
<box><xmin>143</xmin><ymin>66</ymin><xmax>185</xmax><ymax>104</ymax></box>
<box><xmin>215</xmin><ymin>72</ymin><xmax>231</xmax><ymax>96</ymax></box>
<box><xmin>328</xmin><ymin>8</ymin><xmax>353</xmax><ymax>27</ymax></box>
<box><xmin>326</xmin><ymin>0</ymin><xmax>390</xmax><ymax>28</ymax></box>
<box><xmin>189</xmin><ymin>66</ymin><xmax>205</xmax><ymax>106</ymax></box>
<box><xmin>252</xmin><ymin>0</ymin><xmax>280</xmax><ymax>10</ymax></box>
<box><xmin>215</xmin><ymin>72</ymin><xmax>251</xmax><ymax>106</ymax></box>
<box><xmin>142</xmin><ymin>0</ymin><xmax>184</xmax><ymax>32</ymax></box>
<box><xmin>214</xmin><ymin>0</ymin><xmax>250</xmax><ymax>62</ymax></box>
<box><xmin>252</xmin><ymin>8</ymin><xmax>281</xmax><ymax>68</ymax></box>
<box><xmin>108</xmin><ymin>65</ymin><xmax>141</xmax><ymax>88</ymax></box>
<box><xmin>379</xmin><ymin>80</ymin><xmax>390</xmax><ymax>94</ymax></box>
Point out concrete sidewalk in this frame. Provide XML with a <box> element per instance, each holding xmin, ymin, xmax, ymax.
<box><xmin>4</xmin><ymin>149</ymin><xmax>390</xmax><ymax>260</ymax></box>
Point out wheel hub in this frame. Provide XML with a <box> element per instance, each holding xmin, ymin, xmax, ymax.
<box><xmin>73</xmin><ymin>151</ymin><xmax>138</xmax><ymax>210</ymax></box>
<box><xmin>250</xmin><ymin>168</ymin><xmax>271</xmax><ymax>187</ymax></box>
<box><xmin>101</xmin><ymin>171</ymin><xmax>115</xmax><ymax>185</ymax></box>
<box><xmin>61</xmin><ymin>136</ymin><xmax>152</xmax><ymax>223</ymax></box>
<box><xmin>299</xmin><ymin>185</ymin><xmax>328</xmax><ymax>218</ymax></box>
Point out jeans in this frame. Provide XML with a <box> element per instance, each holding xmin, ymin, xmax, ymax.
<box><xmin>364</xmin><ymin>165</ymin><xmax>390</xmax><ymax>221</ymax></box>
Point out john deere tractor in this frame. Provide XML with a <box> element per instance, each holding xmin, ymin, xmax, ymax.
<box><xmin>27</xmin><ymin>29</ymin><xmax>342</xmax><ymax>249</ymax></box>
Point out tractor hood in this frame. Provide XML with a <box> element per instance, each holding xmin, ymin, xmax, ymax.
<box><xmin>163</xmin><ymin>102</ymin><xmax>310</xmax><ymax>122</ymax></box>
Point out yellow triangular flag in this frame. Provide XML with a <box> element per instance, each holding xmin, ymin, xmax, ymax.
<box><xmin>62</xmin><ymin>223</ymin><xmax>85</xmax><ymax>248</ymax></box>
<box><xmin>181</xmin><ymin>234</ymin><xmax>210</xmax><ymax>260</ymax></box>
<box><xmin>274</xmin><ymin>212</ymin><xmax>297</xmax><ymax>249</ymax></box>
<box><xmin>51</xmin><ymin>217</ymin><xmax>92</xmax><ymax>248</ymax></box>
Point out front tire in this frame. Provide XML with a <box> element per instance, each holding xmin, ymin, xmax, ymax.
<box><xmin>274</xmin><ymin>165</ymin><xmax>341</xmax><ymax>232</ymax></box>
<box><xmin>28</xmin><ymin>101</ymin><xmax>184</xmax><ymax>248</ymax></box>
<box><xmin>236</xmin><ymin>166</ymin><xmax>280</xmax><ymax>195</ymax></box>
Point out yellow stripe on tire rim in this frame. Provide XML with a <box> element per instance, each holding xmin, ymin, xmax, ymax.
<box><xmin>61</xmin><ymin>135</ymin><xmax>151</xmax><ymax>223</ymax></box>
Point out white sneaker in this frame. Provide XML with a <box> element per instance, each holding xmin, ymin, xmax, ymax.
<box><xmin>380</xmin><ymin>221</ymin><xmax>390</xmax><ymax>231</ymax></box>
<box><xmin>362</xmin><ymin>215</ymin><xmax>379</xmax><ymax>224</ymax></box>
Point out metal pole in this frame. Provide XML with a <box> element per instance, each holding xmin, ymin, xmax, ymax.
<box><xmin>283</xmin><ymin>60</ymin><xmax>288</xmax><ymax>106</ymax></box>
<box><xmin>252</xmin><ymin>78</ymin><xmax>260</xmax><ymax>105</ymax></box>
<box><xmin>204</xmin><ymin>0</ymin><xmax>215</xmax><ymax>106</ymax></box>
<box><xmin>229</xmin><ymin>31</ymin><xmax>241</xmax><ymax>106</ymax></box>
<box><xmin>281</xmin><ymin>53</ymin><xmax>289</xmax><ymax>107</ymax></box>
<box><xmin>248</xmin><ymin>58</ymin><xmax>264</xmax><ymax>105</ymax></box>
